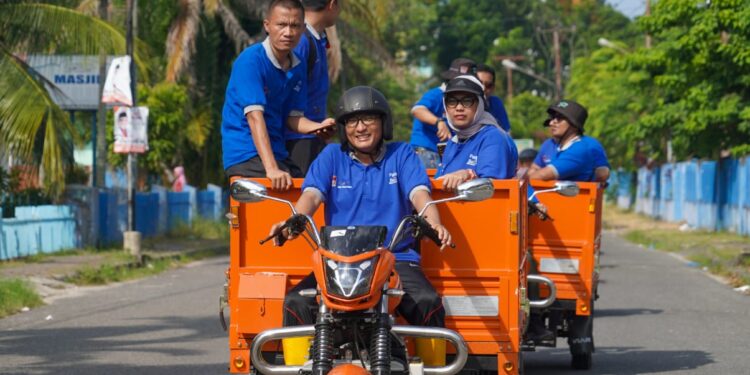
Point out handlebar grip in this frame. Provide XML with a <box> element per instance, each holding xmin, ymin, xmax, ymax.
<box><xmin>259</xmin><ymin>214</ymin><xmax>307</xmax><ymax>246</ymax></box>
<box><xmin>415</xmin><ymin>216</ymin><xmax>454</xmax><ymax>248</ymax></box>
<box><xmin>528</xmin><ymin>202</ymin><xmax>553</xmax><ymax>221</ymax></box>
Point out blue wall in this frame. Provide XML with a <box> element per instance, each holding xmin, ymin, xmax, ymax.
<box><xmin>1</xmin><ymin>186</ymin><xmax>225</xmax><ymax>260</ymax></box>
<box><xmin>612</xmin><ymin>157</ymin><xmax>750</xmax><ymax>235</ymax></box>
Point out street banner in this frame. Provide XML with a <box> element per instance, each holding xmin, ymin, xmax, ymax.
<box><xmin>114</xmin><ymin>107</ymin><xmax>149</xmax><ymax>154</ymax></box>
<box><xmin>102</xmin><ymin>56</ymin><xmax>133</xmax><ymax>106</ymax></box>
<box><xmin>26</xmin><ymin>55</ymin><xmax>115</xmax><ymax>110</ymax></box>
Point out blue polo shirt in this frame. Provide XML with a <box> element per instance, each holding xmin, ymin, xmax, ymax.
<box><xmin>533</xmin><ymin>136</ymin><xmax>610</xmax><ymax>182</ymax></box>
<box><xmin>287</xmin><ymin>24</ymin><xmax>329</xmax><ymax>141</ymax></box>
<box><xmin>303</xmin><ymin>143</ymin><xmax>430</xmax><ymax>263</ymax></box>
<box><xmin>221</xmin><ymin>38</ymin><xmax>307</xmax><ymax>170</ymax></box>
<box><xmin>409</xmin><ymin>86</ymin><xmax>446</xmax><ymax>152</ymax></box>
<box><xmin>487</xmin><ymin>95</ymin><xmax>511</xmax><ymax>133</ymax></box>
<box><xmin>435</xmin><ymin>126</ymin><xmax>518</xmax><ymax>179</ymax></box>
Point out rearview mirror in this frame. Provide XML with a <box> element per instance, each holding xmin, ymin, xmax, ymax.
<box><xmin>555</xmin><ymin>181</ymin><xmax>579</xmax><ymax>197</ymax></box>
<box><xmin>230</xmin><ymin>179</ymin><xmax>267</xmax><ymax>203</ymax></box>
<box><xmin>456</xmin><ymin>178</ymin><xmax>494</xmax><ymax>202</ymax></box>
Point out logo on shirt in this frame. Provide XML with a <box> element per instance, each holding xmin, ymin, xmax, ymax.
<box><xmin>263</xmin><ymin>86</ymin><xmax>269</xmax><ymax>95</ymax></box>
<box><xmin>389</xmin><ymin>172</ymin><xmax>398</xmax><ymax>185</ymax></box>
<box><xmin>467</xmin><ymin>154</ymin><xmax>478</xmax><ymax>166</ymax></box>
<box><xmin>333</xmin><ymin>175</ymin><xmax>352</xmax><ymax>189</ymax></box>
<box><xmin>543</xmin><ymin>154</ymin><xmax>552</xmax><ymax>164</ymax></box>
<box><xmin>293</xmin><ymin>80</ymin><xmax>302</xmax><ymax>92</ymax></box>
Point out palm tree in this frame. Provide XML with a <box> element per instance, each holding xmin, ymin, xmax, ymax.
<box><xmin>0</xmin><ymin>2</ymin><xmax>129</xmax><ymax>196</ymax></box>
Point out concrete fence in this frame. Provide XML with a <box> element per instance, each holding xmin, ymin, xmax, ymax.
<box><xmin>0</xmin><ymin>185</ymin><xmax>226</xmax><ymax>261</ymax></box>
<box><xmin>607</xmin><ymin>157</ymin><xmax>750</xmax><ymax>235</ymax></box>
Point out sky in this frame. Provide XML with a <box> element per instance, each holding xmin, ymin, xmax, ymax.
<box><xmin>605</xmin><ymin>0</ymin><xmax>646</xmax><ymax>18</ymax></box>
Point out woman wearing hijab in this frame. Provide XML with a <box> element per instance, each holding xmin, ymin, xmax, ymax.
<box><xmin>434</xmin><ymin>75</ymin><xmax>518</xmax><ymax>191</ymax></box>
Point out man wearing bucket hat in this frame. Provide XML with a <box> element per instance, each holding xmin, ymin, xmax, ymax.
<box><xmin>409</xmin><ymin>58</ymin><xmax>478</xmax><ymax>169</ymax></box>
<box><xmin>528</xmin><ymin>99</ymin><xmax>610</xmax><ymax>183</ymax></box>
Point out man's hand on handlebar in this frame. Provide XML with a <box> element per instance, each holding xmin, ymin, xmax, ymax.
<box><xmin>431</xmin><ymin>222</ymin><xmax>453</xmax><ymax>251</ymax></box>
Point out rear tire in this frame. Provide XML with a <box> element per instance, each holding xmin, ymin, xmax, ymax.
<box><xmin>571</xmin><ymin>352</ymin><xmax>592</xmax><ymax>370</ymax></box>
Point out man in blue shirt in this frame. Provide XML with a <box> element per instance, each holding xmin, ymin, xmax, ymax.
<box><xmin>221</xmin><ymin>0</ymin><xmax>335</xmax><ymax>190</ymax></box>
<box><xmin>286</xmin><ymin>0</ymin><xmax>341</xmax><ymax>175</ymax></box>
<box><xmin>410</xmin><ymin>58</ymin><xmax>477</xmax><ymax>169</ymax></box>
<box><xmin>528</xmin><ymin>100</ymin><xmax>610</xmax><ymax>184</ymax></box>
<box><xmin>476</xmin><ymin>64</ymin><xmax>512</xmax><ymax>133</ymax></box>
<box><xmin>273</xmin><ymin>87</ymin><xmax>452</xmax><ymax>355</ymax></box>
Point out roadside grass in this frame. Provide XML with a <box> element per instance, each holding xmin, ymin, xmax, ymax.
<box><xmin>0</xmin><ymin>278</ymin><xmax>44</xmax><ymax>319</ymax></box>
<box><xmin>604</xmin><ymin>203</ymin><xmax>750</xmax><ymax>287</ymax></box>
<box><xmin>63</xmin><ymin>247</ymin><xmax>222</xmax><ymax>286</ymax></box>
<box><xmin>166</xmin><ymin>216</ymin><xmax>229</xmax><ymax>240</ymax></box>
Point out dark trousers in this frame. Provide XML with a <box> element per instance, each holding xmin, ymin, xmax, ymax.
<box><xmin>283</xmin><ymin>261</ymin><xmax>444</xmax><ymax>327</ymax></box>
<box><xmin>286</xmin><ymin>137</ymin><xmax>327</xmax><ymax>176</ymax></box>
<box><xmin>225</xmin><ymin>156</ymin><xmax>303</xmax><ymax>178</ymax></box>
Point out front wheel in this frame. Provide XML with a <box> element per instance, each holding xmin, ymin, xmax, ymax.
<box><xmin>571</xmin><ymin>352</ymin><xmax>592</xmax><ymax>370</ymax></box>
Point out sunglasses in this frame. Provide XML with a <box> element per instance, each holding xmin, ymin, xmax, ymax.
<box><xmin>445</xmin><ymin>96</ymin><xmax>478</xmax><ymax>109</ymax></box>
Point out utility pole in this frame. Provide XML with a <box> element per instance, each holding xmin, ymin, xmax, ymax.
<box><xmin>124</xmin><ymin>0</ymin><xmax>141</xmax><ymax>260</ymax></box>
<box><xmin>552</xmin><ymin>27</ymin><xmax>562</xmax><ymax>100</ymax></box>
<box><xmin>95</xmin><ymin>0</ymin><xmax>109</xmax><ymax>189</ymax></box>
<box><xmin>493</xmin><ymin>55</ymin><xmax>525</xmax><ymax>107</ymax></box>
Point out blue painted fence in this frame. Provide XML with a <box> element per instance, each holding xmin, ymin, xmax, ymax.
<box><xmin>1</xmin><ymin>185</ymin><xmax>226</xmax><ymax>260</ymax></box>
<box><xmin>0</xmin><ymin>206</ymin><xmax>77</xmax><ymax>261</ymax></box>
<box><xmin>608</xmin><ymin>157</ymin><xmax>750</xmax><ymax>235</ymax></box>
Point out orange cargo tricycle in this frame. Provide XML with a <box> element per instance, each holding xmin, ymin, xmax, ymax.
<box><xmin>524</xmin><ymin>180</ymin><xmax>604</xmax><ymax>370</ymax></box>
<box><xmin>222</xmin><ymin>176</ymin><xmax>584</xmax><ymax>374</ymax></box>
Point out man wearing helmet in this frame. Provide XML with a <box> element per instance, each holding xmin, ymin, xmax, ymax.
<box><xmin>528</xmin><ymin>100</ymin><xmax>610</xmax><ymax>184</ymax></box>
<box><xmin>271</xmin><ymin>86</ymin><xmax>452</xmax><ymax>361</ymax></box>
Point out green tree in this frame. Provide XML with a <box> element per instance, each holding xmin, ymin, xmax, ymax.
<box><xmin>632</xmin><ymin>0</ymin><xmax>750</xmax><ymax>159</ymax></box>
<box><xmin>0</xmin><ymin>1</ymin><xmax>129</xmax><ymax>196</ymax></box>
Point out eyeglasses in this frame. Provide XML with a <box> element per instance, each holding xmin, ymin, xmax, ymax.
<box><xmin>548</xmin><ymin>114</ymin><xmax>566</xmax><ymax>123</ymax></box>
<box><xmin>344</xmin><ymin>114</ymin><xmax>380</xmax><ymax>128</ymax></box>
<box><xmin>445</xmin><ymin>96</ymin><xmax>477</xmax><ymax>109</ymax></box>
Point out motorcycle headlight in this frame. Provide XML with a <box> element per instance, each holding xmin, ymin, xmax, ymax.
<box><xmin>324</xmin><ymin>256</ymin><xmax>378</xmax><ymax>299</ymax></box>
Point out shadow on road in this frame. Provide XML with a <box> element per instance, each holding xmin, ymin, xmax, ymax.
<box><xmin>0</xmin><ymin>315</ymin><xmax>226</xmax><ymax>374</ymax></box>
<box><xmin>595</xmin><ymin>308</ymin><xmax>663</xmax><ymax>318</ymax></box>
<box><xmin>525</xmin><ymin>346</ymin><xmax>713</xmax><ymax>374</ymax></box>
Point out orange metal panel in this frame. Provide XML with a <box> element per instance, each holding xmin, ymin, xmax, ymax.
<box><xmin>528</xmin><ymin>180</ymin><xmax>603</xmax><ymax>316</ymax></box>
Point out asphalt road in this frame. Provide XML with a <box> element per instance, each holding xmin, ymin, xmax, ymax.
<box><xmin>1</xmin><ymin>232</ymin><xmax>748</xmax><ymax>374</ymax></box>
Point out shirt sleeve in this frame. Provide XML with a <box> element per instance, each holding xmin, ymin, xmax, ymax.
<box><xmin>231</xmin><ymin>52</ymin><xmax>266</xmax><ymax>114</ymax></box>
<box><xmin>302</xmin><ymin>145</ymin><xmax>334</xmax><ymax>200</ymax></box>
<box><xmin>398</xmin><ymin>144</ymin><xmax>431</xmax><ymax>197</ymax></box>
<box><xmin>590</xmin><ymin>138</ymin><xmax>611</xmax><ymax>169</ymax></box>
<box><xmin>550</xmin><ymin>143</ymin><xmax>590</xmax><ymax>180</ymax></box>
<box><xmin>533</xmin><ymin>140</ymin><xmax>551</xmax><ymax>168</ymax></box>
<box><xmin>412</xmin><ymin>88</ymin><xmax>444</xmax><ymax>116</ymax></box>
<box><xmin>475</xmin><ymin>130</ymin><xmax>516</xmax><ymax>179</ymax></box>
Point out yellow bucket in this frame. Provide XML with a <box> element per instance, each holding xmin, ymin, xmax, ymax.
<box><xmin>415</xmin><ymin>338</ymin><xmax>446</xmax><ymax>366</ymax></box>
<box><xmin>282</xmin><ymin>336</ymin><xmax>313</xmax><ymax>365</ymax></box>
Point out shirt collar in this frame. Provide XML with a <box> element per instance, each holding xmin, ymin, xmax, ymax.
<box><xmin>348</xmin><ymin>144</ymin><xmax>386</xmax><ymax>164</ymax></box>
<box><xmin>262</xmin><ymin>37</ymin><xmax>301</xmax><ymax>71</ymax></box>
<box><xmin>557</xmin><ymin>135</ymin><xmax>581</xmax><ymax>152</ymax></box>
<box><xmin>305</xmin><ymin>23</ymin><xmax>326</xmax><ymax>40</ymax></box>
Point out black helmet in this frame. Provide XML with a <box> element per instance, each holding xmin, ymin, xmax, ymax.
<box><xmin>334</xmin><ymin>86</ymin><xmax>393</xmax><ymax>148</ymax></box>
<box><xmin>544</xmin><ymin>99</ymin><xmax>588</xmax><ymax>133</ymax></box>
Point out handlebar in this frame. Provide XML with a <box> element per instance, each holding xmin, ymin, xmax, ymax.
<box><xmin>528</xmin><ymin>201</ymin><xmax>553</xmax><ymax>221</ymax></box>
<box><xmin>413</xmin><ymin>215</ymin><xmax>455</xmax><ymax>249</ymax></box>
<box><xmin>260</xmin><ymin>214</ymin><xmax>309</xmax><ymax>246</ymax></box>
